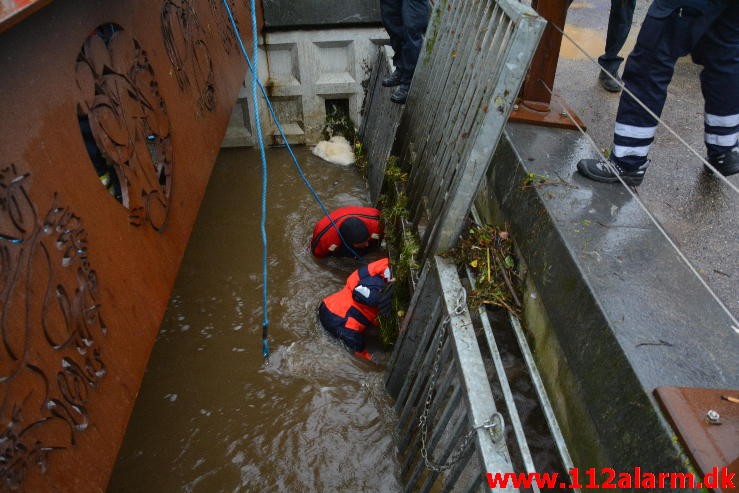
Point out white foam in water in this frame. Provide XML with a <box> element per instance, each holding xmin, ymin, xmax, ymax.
<box><xmin>231</xmin><ymin>451</ymin><xmax>245</xmax><ymax>465</ymax></box>
<box><xmin>311</xmin><ymin>136</ymin><xmax>355</xmax><ymax>166</ymax></box>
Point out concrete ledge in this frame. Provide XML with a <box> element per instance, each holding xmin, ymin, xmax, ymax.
<box><xmin>476</xmin><ymin>123</ymin><xmax>738</xmax><ymax>478</ymax></box>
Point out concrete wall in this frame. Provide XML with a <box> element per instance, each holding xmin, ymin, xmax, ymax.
<box><xmin>223</xmin><ymin>27</ymin><xmax>389</xmax><ymax>147</ymax></box>
<box><xmin>473</xmin><ymin>124</ymin><xmax>736</xmax><ymax>487</ymax></box>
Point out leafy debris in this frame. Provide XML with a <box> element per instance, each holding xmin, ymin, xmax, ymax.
<box><xmin>451</xmin><ymin>224</ymin><xmax>522</xmax><ymax>312</ymax></box>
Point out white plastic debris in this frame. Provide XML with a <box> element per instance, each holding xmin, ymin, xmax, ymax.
<box><xmin>311</xmin><ymin>136</ymin><xmax>355</xmax><ymax>166</ymax></box>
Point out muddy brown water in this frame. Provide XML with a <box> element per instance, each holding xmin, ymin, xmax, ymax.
<box><xmin>108</xmin><ymin>147</ymin><xmax>401</xmax><ymax>492</ymax></box>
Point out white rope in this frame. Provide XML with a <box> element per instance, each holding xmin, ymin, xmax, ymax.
<box><xmin>539</xmin><ymin>80</ymin><xmax>739</xmax><ymax>335</ymax></box>
<box><xmin>549</xmin><ymin>20</ymin><xmax>739</xmax><ymax>195</ymax></box>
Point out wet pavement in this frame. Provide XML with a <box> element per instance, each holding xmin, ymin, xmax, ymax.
<box><xmin>108</xmin><ymin>147</ymin><xmax>400</xmax><ymax>492</ymax></box>
<box><xmin>555</xmin><ymin>0</ymin><xmax>738</xmax><ymax>317</ymax></box>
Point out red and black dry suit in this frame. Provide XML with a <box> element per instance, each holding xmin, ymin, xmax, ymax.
<box><xmin>310</xmin><ymin>206</ymin><xmax>383</xmax><ymax>258</ymax></box>
<box><xmin>318</xmin><ymin>258</ymin><xmax>391</xmax><ymax>355</ymax></box>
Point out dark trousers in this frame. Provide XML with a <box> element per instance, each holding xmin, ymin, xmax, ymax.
<box><xmin>318</xmin><ymin>302</ymin><xmax>365</xmax><ymax>352</ymax></box>
<box><xmin>380</xmin><ymin>0</ymin><xmax>430</xmax><ymax>85</ymax></box>
<box><xmin>612</xmin><ymin>1</ymin><xmax>739</xmax><ymax>169</ymax></box>
<box><xmin>598</xmin><ymin>0</ymin><xmax>637</xmax><ymax>75</ymax></box>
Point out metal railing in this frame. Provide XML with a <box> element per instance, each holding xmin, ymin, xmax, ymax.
<box><xmin>386</xmin><ymin>256</ymin><xmax>515</xmax><ymax>492</ymax></box>
<box><xmin>385</xmin><ymin>253</ymin><xmax>580</xmax><ymax>492</ymax></box>
<box><xmin>398</xmin><ymin>0</ymin><xmax>545</xmax><ymax>259</ymax></box>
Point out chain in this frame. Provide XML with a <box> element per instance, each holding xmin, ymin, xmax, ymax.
<box><xmin>419</xmin><ymin>317</ymin><xmax>450</xmax><ymax>471</ymax></box>
<box><xmin>418</xmin><ymin>290</ymin><xmax>505</xmax><ymax>473</ymax></box>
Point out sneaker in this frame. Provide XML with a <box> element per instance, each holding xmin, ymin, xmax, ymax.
<box><xmin>598</xmin><ymin>71</ymin><xmax>622</xmax><ymax>93</ymax></box>
<box><xmin>390</xmin><ymin>84</ymin><xmax>409</xmax><ymax>104</ymax></box>
<box><xmin>705</xmin><ymin>146</ymin><xmax>739</xmax><ymax>177</ymax></box>
<box><xmin>576</xmin><ymin>158</ymin><xmax>647</xmax><ymax>186</ymax></box>
<box><xmin>382</xmin><ymin>69</ymin><xmax>402</xmax><ymax>87</ymax></box>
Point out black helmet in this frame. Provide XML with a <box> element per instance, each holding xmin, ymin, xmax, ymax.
<box><xmin>339</xmin><ymin>217</ymin><xmax>369</xmax><ymax>245</ymax></box>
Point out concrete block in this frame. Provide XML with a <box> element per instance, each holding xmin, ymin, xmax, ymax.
<box><xmin>222</xmin><ymin>86</ymin><xmax>255</xmax><ymax>148</ymax></box>
<box><xmin>224</xmin><ymin>27</ymin><xmax>389</xmax><ymax>147</ymax></box>
<box><xmin>270</xmin><ymin>28</ymin><xmax>387</xmax><ymax>144</ymax></box>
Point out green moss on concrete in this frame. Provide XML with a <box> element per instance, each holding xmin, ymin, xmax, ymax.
<box><xmin>522</xmin><ymin>275</ymin><xmax>609</xmax><ymax>472</ymax></box>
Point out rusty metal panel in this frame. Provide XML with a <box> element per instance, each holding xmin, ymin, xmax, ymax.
<box><xmin>655</xmin><ymin>387</ymin><xmax>739</xmax><ymax>492</ymax></box>
<box><xmin>507</xmin><ymin>0</ymin><xmax>585</xmax><ymax>130</ymax></box>
<box><xmin>0</xmin><ymin>0</ymin><xmax>258</xmax><ymax>490</ymax></box>
<box><xmin>0</xmin><ymin>0</ymin><xmax>54</xmax><ymax>34</ymax></box>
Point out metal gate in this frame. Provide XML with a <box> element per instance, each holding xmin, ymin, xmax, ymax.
<box><xmin>361</xmin><ymin>0</ymin><xmax>544</xmax><ymax>259</ymax></box>
<box><xmin>386</xmin><ymin>253</ymin><xmax>579</xmax><ymax>492</ymax></box>
<box><xmin>386</xmin><ymin>256</ymin><xmax>515</xmax><ymax>492</ymax></box>
<box><xmin>403</xmin><ymin>0</ymin><xmax>544</xmax><ymax>257</ymax></box>
<box><xmin>359</xmin><ymin>46</ymin><xmax>404</xmax><ymax>203</ymax></box>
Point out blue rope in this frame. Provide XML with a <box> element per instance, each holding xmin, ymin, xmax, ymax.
<box><xmin>222</xmin><ymin>0</ymin><xmax>363</xmax><ymax>262</ymax></box>
<box><xmin>224</xmin><ymin>0</ymin><xmax>270</xmax><ymax>358</ymax></box>
<box><xmin>250</xmin><ymin>0</ymin><xmax>270</xmax><ymax>360</ymax></box>
<box><xmin>222</xmin><ymin>0</ymin><xmax>369</xmax><ymax>360</ymax></box>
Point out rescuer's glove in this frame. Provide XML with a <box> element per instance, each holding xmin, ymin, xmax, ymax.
<box><xmin>378</xmin><ymin>283</ymin><xmax>394</xmax><ymax>317</ymax></box>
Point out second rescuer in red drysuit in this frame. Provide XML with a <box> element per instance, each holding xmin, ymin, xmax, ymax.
<box><xmin>318</xmin><ymin>258</ymin><xmax>393</xmax><ymax>360</ymax></box>
<box><xmin>311</xmin><ymin>206</ymin><xmax>383</xmax><ymax>258</ymax></box>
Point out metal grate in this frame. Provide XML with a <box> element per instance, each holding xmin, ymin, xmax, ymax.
<box><xmin>386</xmin><ymin>254</ymin><xmax>580</xmax><ymax>492</ymax></box>
<box><xmin>398</xmin><ymin>0</ymin><xmax>544</xmax><ymax>259</ymax></box>
<box><xmin>359</xmin><ymin>46</ymin><xmax>405</xmax><ymax>202</ymax></box>
<box><xmin>386</xmin><ymin>256</ymin><xmax>515</xmax><ymax>492</ymax></box>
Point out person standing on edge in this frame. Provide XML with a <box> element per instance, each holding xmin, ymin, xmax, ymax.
<box><xmin>577</xmin><ymin>0</ymin><xmax>739</xmax><ymax>186</ymax></box>
<box><xmin>597</xmin><ymin>0</ymin><xmax>637</xmax><ymax>92</ymax></box>
<box><xmin>380</xmin><ymin>0</ymin><xmax>431</xmax><ymax>104</ymax></box>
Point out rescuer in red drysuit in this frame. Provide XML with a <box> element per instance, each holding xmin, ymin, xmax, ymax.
<box><xmin>310</xmin><ymin>206</ymin><xmax>383</xmax><ymax>258</ymax></box>
<box><xmin>318</xmin><ymin>258</ymin><xmax>393</xmax><ymax>360</ymax></box>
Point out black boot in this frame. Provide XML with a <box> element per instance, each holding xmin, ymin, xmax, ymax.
<box><xmin>598</xmin><ymin>70</ymin><xmax>622</xmax><ymax>93</ymax></box>
<box><xmin>390</xmin><ymin>84</ymin><xmax>409</xmax><ymax>104</ymax></box>
<box><xmin>382</xmin><ymin>69</ymin><xmax>402</xmax><ymax>88</ymax></box>
<box><xmin>705</xmin><ymin>146</ymin><xmax>739</xmax><ymax>177</ymax></box>
<box><xmin>576</xmin><ymin>157</ymin><xmax>648</xmax><ymax>186</ymax></box>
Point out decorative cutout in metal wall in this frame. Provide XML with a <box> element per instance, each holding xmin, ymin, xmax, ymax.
<box><xmin>0</xmin><ymin>0</ymin><xmax>255</xmax><ymax>488</ymax></box>
<box><xmin>208</xmin><ymin>0</ymin><xmax>240</xmax><ymax>54</ymax></box>
<box><xmin>76</xmin><ymin>23</ymin><xmax>173</xmax><ymax>232</ymax></box>
<box><xmin>162</xmin><ymin>0</ymin><xmax>217</xmax><ymax>113</ymax></box>
<box><xmin>0</xmin><ymin>164</ymin><xmax>107</xmax><ymax>490</ymax></box>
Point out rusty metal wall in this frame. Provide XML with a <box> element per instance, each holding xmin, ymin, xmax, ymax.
<box><xmin>0</xmin><ymin>0</ymin><xmax>54</xmax><ymax>34</ymax></box>
<box><xmin>0</xmin><ymin>0</ymin><xmax>258</xmax><ymax>490</ymax></box>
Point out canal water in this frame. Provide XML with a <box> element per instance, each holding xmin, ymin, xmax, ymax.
<box><xmin>108</xmin><ymin>147</ymin><xmax>401</xmax><ymax>492</ymax></box>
